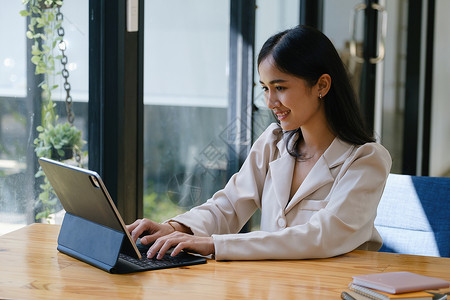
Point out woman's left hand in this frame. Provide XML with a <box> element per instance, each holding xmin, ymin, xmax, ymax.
<box><xmin>147</xmin><ymin>231</ymin><xmax>215</xmax><ymax>259</ymax></box>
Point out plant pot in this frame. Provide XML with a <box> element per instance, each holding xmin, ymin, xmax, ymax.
<box><xmin>51</xmin><ymin>146</ymin><xmax>73</xmax><ymax>161</ymax></box>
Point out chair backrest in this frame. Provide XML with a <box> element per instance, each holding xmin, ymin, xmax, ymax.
<box><xmin>375</xmin><ymin>173</ymin><xmax>450</xmax><ymax>257</ymax></box>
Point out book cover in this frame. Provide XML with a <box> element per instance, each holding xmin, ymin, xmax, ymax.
<box><xmin>348</xmin><ymin>283</ymin><xmax>433</xmax><ymax>300</ymax></box>
<box><xmin>352</xmin><ymin>272</ymin><xmax>450</xmax><ymax>294</ymax></box>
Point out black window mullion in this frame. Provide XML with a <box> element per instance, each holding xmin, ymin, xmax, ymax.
<box><xmin>421</xmin><ymin>0</ymin><xmax>435</xmax><ymax>176</ymax></box>
<box><xmin>299</xmin><ymin>0</ymin><xmax>323</xmax><ymax>30</ymax></box>
<box><xmin>228</xmin><ymin>0</ymin><xmax>256</xmax><ymax>178</ymax></box>
<box><xmin>88</xmin><ymin>0</ymin><xmax>143</xmax><ymax>223</ymax></box>
<box><xmin>402</xmin><ymin>0</ymin><xmax>423</xmax><ymax>175</ymax></box>
<box><xmin>88</xmin><ymin>0</ymin><xmax>106</xmax><ymax>190</ymax></box>
<box><xmin>228</xmin><ymin>0</ymin><xmax>256</xmax><ymax>233</ymax></box>
<box><xmin>359</xmin><ymin>0</ymin><xmax>379</xmax><ymax>136</ymax></box>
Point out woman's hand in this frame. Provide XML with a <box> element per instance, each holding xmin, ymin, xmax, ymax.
<box><xmin>126</xmin><ymin>218</ymin><xmax>174</xmax><ymax>245</ymax></box>
<box><xmin>147</xmin><ymin>231</ymin><xmax>215</xmax><ymax>259</ymax></box>
<box><xmin>126</xmin><ymin>218</ymin><xmax>214</xmax><ymax>259</ymax></box>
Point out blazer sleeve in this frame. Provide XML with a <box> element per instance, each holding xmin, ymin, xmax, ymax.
<box><xmin>212</xmin><ymin>142</ymin><xmax>392</xmax><ymax>260</ymax></box>
<box><xmin>171</xmin><ymin>123</ymin><xmax>282</xmax><ymax>236</ymax></box>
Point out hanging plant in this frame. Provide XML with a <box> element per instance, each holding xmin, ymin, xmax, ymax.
<box><xmin>21</xmin><ymin>0</ymin><xmax>62</xmax><ymax>127</ymax></box>
<box><xmin>20</xmin><ymin>0</ymin><xmax>86</xmax><ymax>221</ymax></box>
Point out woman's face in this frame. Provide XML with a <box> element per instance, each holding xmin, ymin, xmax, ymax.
<box><xmin>258</xmin><ymin>56</ymin><xmax>324</xmax><ymax>132</ymax></box>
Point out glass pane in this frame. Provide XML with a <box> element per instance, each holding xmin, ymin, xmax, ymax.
<box><xmin>253</xmin><ymin>0</ymin><xmax>300</xmax><ymax>139</ymax></box>
<box><xmin>323</xmin><ymin>0</ymin><xmax>370</xmax><ymax>109</ymax></box>
<box><xmin>0</xmin><ymin>0</ymin><xmax>89</xmax><ymax>235</ymax></box>
<box><xmin>143</xmin><ymin>0</ymin><xmax>230</xmax><ymax>222</ymax></box>
<box><xmin>0</xmin><ymin>1</ymin><xmax>28</xmax><ymax>235</ymax></box>
<box><xmin>379</xmin><ymin>0</ymin><xmax>407</xmax><ymax>174</ymax></box>
<box><xmin>323</xmin><ymin>0</ymin><xmax>407</xmax><ymax>174</ymax></box>
<box><xmin>430</xmin><ymin>0</ymin><xmax>450</xmax><ymax>177</ymax></box>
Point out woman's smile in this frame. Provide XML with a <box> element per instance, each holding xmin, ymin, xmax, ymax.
<box><xmin>274</xmin><ymin>109</ymin><xmax>291</xmax><ymax>120</ymax></box>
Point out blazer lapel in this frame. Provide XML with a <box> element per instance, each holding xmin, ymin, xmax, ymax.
<box><xmin>285</xmin><ymin>137</ymin><xmax>355</xmax><ymax>213</ymax></box>
<box><xmin>269</xmin><ymin>153</ymin><xmax>296</xmax><ymax>211</ymax></box>
<box><xmin>285</xmin><ymin>157</ymin><xmax>334</xmax><ymax>213</ymax></box>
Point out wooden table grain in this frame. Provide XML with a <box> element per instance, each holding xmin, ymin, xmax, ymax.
<box><xmin>1</xmin><ymin>224</ymin><xmax>449</xmax><ymax>299</ymax></box>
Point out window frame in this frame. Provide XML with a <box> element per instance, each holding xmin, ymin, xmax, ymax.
<box><xmin>88</xmin><ymin>0</ymin><xmax>144</xmax><ymax>223</ymax></box>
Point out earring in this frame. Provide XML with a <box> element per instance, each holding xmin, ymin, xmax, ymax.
<box><xmin>319</xmin><ymin>93</ymin><xmax>322</xmax><ymax>100</ymax></box>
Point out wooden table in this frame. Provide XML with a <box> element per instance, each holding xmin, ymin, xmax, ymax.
<box><xmin>1</xmin><ymin>224</ymin><xmax>449</xmax><ymax>299</ymax></box>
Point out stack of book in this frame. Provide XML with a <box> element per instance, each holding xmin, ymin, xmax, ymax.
<box><xmin>341</xmin><ymin>271</ymin><xmax>450</xmax><ymax>300</ymax></box>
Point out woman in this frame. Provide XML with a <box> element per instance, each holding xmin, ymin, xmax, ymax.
<box><xmin>127</xmin><ymin>25</ymin><xmax>392</xmax><ymax>260</ymax></box>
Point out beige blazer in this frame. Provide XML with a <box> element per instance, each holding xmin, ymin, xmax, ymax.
<box><xmin>173</xmin><ymin>123</ymin><xmax>392</xmax><ymax>260</ymax></box>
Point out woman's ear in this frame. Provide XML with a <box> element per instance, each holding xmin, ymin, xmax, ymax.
<box><xmin>316</xmin><ymin>74</ymin><xmax>331</xmax><ymax>99</ymax></box>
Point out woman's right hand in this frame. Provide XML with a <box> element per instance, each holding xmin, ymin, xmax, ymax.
<box><xmin>126</xmin><ymin>218</ymin><xmax>174</xmax><ymax>245</ymax></box>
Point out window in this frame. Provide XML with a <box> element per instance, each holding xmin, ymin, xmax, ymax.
<box><xmin>0</xmin><ymin>0</ymin><xmax>89</xmax><ymax>234</ymax></box>
<box><xmin>143</xmin><ymin>0</ymin><xmax>230</xmax><ymax>222</ymax></box>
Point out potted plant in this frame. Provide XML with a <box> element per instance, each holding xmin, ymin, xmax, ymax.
<box><xmin>20</xmin><ymin>0</ymin><xmax>86</xmax><ymax>222</ymax></box>
<box><xmin>34</xmin><ymin>120</ymin><xmax>85</xmax><ymax>161</ymax></box>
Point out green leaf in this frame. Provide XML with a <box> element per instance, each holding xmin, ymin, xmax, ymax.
<box><xmin>44</xmin><ymin>111</ymin><xmax>53</xmax><ymax>121</ymax></box>
<box><xmin>26</xmin><ymin>31</ymin><xmax>34</xmax><ymax>39</ymax></box>
<box><xmin>39</xmin><ymin>190</ymin><xmax>49</xmax><ymax>201</ymax></box>
<box><xmin>35</xmin><ymin>66</ymin><xmax>46</xmax><ymax>74</ymax></box>
<box><xmin>35</xmin><ymin>211</ymin><xmax>46</xmax><ymax>220</ymax></box>
<box><xmin>31</xmin><ymin>45</ymin><xmax>41</xmax><ymax>55</ymax></box>
<box><xmin>48</xmin><ymin>198</ymin><xmax>58</xmax><ymax>206</ymax></box>
<box><xmin>31</xmin><ymin>6</ymin><xmax>41</xmax><ymax>15</ymax></box>
<box><xmin>31</xmin><ymin>55</ymin><xmax>41</xmax><ymax>65</ymax></box>
<box><xmin>19</xmin><ymin>10</ymin><xmax>30</xmax><ymax>17</ymax></box>
<box><xmin>35</xmin><ymin>170</ymin><xmax>45</xmax><ymax>178</ymax></box>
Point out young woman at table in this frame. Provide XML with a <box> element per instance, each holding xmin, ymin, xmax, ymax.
<box><xmin>127</xmin><ymin>25</ymin><xmax>392</xmax><ymax>261</ymax></box>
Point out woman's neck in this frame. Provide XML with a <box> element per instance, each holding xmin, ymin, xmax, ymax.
<box><xmin>299</xmin><ymin>126</ymin><xmax>335</xmax><ymax>159</ymax></box>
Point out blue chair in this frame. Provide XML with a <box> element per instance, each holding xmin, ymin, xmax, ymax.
<box><xmin>375</xmin><ymin>173</ymin><xmax>450</xmax><ymax>257</ymax></box>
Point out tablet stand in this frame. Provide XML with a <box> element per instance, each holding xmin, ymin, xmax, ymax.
<box><xmin>57</xmin><ymin>212</ymin><xmax>125</xmax><ymax>272</ymax></box>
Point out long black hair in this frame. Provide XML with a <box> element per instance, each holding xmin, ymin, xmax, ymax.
<box><xmin>257</xmin><ymin>25</ymin><xmax>374</xmax><ymax>158</ymax></box>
